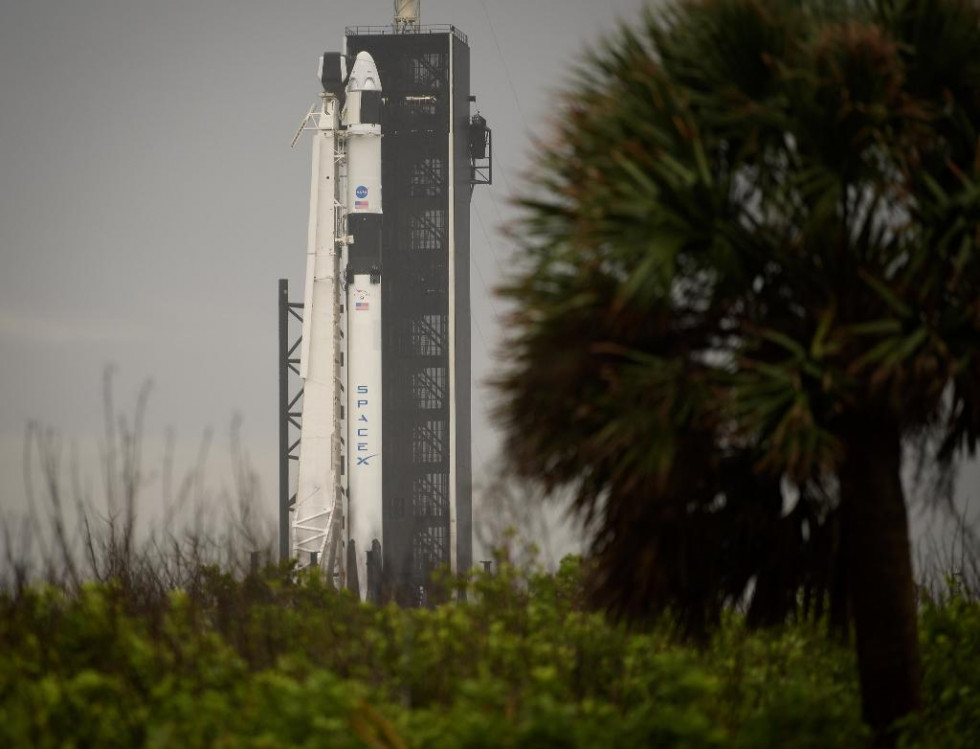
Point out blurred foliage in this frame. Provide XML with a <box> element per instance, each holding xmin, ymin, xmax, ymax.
<box><xmin>496</xmin><ymin>0</ymin><xmax>980</xmax><ymax>630</ymax></box>
<box><xmin>495</xmin><ymin>0</ymin><xmax>980</xmax><ymax>737</ymax></box>
<box><xmin>0</xmin><ymin>556</ymin><xmax>977</xmax><ymax>747</ymax></box>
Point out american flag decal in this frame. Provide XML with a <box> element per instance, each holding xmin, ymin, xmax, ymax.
<box><xmin>355</xmin><ymin>301</ymin><xmax>369</xmax><ymax>311</ymax></box>
<box><xmin>354</xmin><ymin>200</ymin><xmax>369</xmax><ymax>209</ymax></box>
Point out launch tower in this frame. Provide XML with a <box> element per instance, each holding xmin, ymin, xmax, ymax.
<box><xmin>345</xmin><ymin>21</ymin><xmax>488</xmax><ymax>602</ymax></box>
<box><xmin>279</xmin><ymin>4</ymin><xmax>492</xmax><ymax>604</ymax></box>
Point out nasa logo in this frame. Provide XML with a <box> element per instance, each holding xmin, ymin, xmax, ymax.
<box><xmin>354</xmin><ymin>287</ymin><xmax>370</xmax><ymax>311</ymax></box>
<box><xmin>355</xmin><ymin>185</ymin><xmax>368</xmax><ymax>199</ymax></box>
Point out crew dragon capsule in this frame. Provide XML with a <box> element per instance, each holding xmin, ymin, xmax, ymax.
<box><xmin>343</xmin><ymin>51</ymin><xmax>384</xmax><ymax>603</ymax></box>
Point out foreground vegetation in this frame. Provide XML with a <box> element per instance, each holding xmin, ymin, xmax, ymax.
<box><xmin>1</xmin><ymin>556</ymin><xmax>977</xmax><ymax>748</ymax></box>
<box><xmin>499</xmin><ymin>0</ymin><xmax>980</xmax><ymax>739</ymax></box>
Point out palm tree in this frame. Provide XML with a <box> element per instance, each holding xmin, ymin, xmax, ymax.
<box><xmin>496</xmin><ymin>0</ymin><xmax>980</xmax><ymax>743</ymax></box>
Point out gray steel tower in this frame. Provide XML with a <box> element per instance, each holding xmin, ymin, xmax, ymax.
<box><xmin>344</xmin><ymin>23</ymin><xmax>491</xmax><ymax>602</ymax></box>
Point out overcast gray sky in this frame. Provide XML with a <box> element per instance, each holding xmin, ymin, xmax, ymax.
<box><xmin>0</xmin><ymin>0</ymin><xmax>649</xmax><ymax>560</ymax></box>
<box><xmin>1</xmin><ymin>0</ymin><xmax>976</xmax><ymax>568</ymax></box>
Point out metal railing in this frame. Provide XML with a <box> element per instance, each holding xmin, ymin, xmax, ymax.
<box><xmin>345</xmin><ymin>25</ymin><xmax>468</xmax><ymax>45</ymax></box>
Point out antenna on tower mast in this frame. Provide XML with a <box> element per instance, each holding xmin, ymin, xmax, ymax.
<box><xmin>394</xmin><ymin>0</ymin><xmax>420</xmax><ymax>32</ymax></box>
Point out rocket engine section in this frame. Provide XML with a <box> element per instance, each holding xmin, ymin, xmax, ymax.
<box><xmin>344</xmin><ymin>52</ymin><xmax>384</xmax><ymax>603</ymax></box>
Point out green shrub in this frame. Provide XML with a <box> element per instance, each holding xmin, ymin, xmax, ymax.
<box><xmin>1</xmin><ymin>558</ymin><xmax>978</xmax><ymax>747</ymax></box>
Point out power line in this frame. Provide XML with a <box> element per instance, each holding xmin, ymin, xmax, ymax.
<box><xmin>483</xmin><ymin>186</ymin><xmax>516</xmax><ymax>244</ymax></box>
<box><xmin>472</xmin><ymin>257</ymin><xmax>501</xmax><ymax>323</ymax></box>
<box><xmin>473</xmin><ymin>199</ymin><xmax>503</xmax><ymax>267</ymax></box>
<box><xmin>476</xmin><ymin>0</ymin><xmax>531</xmax><ymax>134</ymax></box>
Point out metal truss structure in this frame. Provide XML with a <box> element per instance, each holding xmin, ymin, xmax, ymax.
<box><xmin>277</xmin><ymin>23</ymin><xmax>490</xmax><ymax>603</ymax></box>
<box><xmin>346</xmin><ymin>25</ymin><xmax>483</xmax><ymax>601</ymax></box>
<box><xmin>277</xmin><ymin>279</ymin><xmax>303</xmax><ymax>562</ymax></box>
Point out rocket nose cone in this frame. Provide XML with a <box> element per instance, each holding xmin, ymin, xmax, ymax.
<box><xmin>347</xmin><ymin>51</ymin><xmax>381</xmax><ymax>92</ymax></box>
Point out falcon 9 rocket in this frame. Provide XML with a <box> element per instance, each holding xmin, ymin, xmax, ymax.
<box><xmin>343</xmin><ymin>52</ymin><xmax>384</xmax><ymax>602</ymax></box>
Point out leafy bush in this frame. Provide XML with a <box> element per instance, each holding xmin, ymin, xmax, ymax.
<box><xmin>0</xmin><ymin>557</ymin><xmax>976</xmax><ymax>747</ymax></box>
<box><xmin>898</xmin><ymin>582</ymin><xmax>980</xmax><ymax>748</ymax></box>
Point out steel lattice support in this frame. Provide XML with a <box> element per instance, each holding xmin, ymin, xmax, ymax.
<box><xmin>277</xmin><ymin>279</ymin><xmax>304</xmax><ymax>562</ymax></box>
<box><xmin>344</xmin><ymin>25</ymin><xmax>478</xmax><ymax>602</ymax></box>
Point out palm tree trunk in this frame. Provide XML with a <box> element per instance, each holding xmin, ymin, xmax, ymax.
<box><xmin>839</xmin><ymin>416</ymin><xmax>921</xmax><ymax>747</ymax></box>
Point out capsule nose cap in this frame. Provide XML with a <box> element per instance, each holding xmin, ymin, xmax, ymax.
<box><xmin>347</xmin><ymin>51</ymin><xmax>381</xmax><ymax>92</ymax></box>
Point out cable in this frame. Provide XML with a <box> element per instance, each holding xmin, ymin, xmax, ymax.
<box><xmin>473</xmin><ymin>200</ymin><xmax>505</xmax><ymax>271</ymax></box>
<box><xmin>476</xmin><ymin>0</ymin><xmax>531</xmax><ymax>134</ymax></box>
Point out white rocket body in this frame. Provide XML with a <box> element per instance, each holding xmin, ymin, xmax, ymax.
<box><xmin>293</xmin><ymin>80</ymin><xmax>344</xmax><ymax>573</ymax></box>
<box><xmin>344</xmin><ymin>54</ymin><xmax>381</xmax><ymax>215</ymax></box>
<box><xmin>344</xmin><ymin>52</ymin><xmax>384</xmax><ymax>602</ymax></box>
